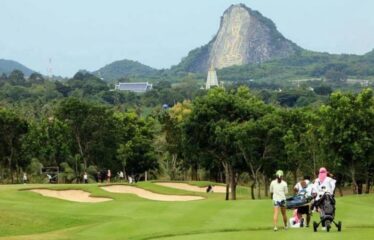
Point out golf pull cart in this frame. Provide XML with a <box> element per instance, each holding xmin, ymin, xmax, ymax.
<box><xmin>313</xmin><ymin>191</ymin><xmax>342</xmax><ymax>232</ymax></box>
<box><xmin>41</xmin><ymin>167</ymin><xmax>59</xmax><ymax>184</ymax></box>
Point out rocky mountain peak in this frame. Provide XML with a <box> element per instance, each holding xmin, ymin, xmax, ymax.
<box><xmin>174</xmin><ymin>4</ymin><xmax>300</xmax><ymax>73</ymax></box>
<box><xmin>209</xmin><ymin>4</ymin><xmax>253</xmax><ymax>69</ymax></box>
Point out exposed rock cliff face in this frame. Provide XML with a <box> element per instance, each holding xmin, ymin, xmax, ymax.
<box><xmin>175</xmin><ymin>4</ymin><xmax>300</xmax><ymax>73</ymax></box>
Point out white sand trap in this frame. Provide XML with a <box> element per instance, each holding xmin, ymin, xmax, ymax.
<box><xmin>155</xmin><ymin>182</ymin><xmax>228</xmax><ymax>193</ymax></box>
<box><xmin>101</xmin><ymin>185</ymin><xmax>204</xmax><ymax>201</ymax></box>
<box><xmin>30</xmin><ymin>189</ymin><xmax>112</xmax><ymax>203</ymax></box>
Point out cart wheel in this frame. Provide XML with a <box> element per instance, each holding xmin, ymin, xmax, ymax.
<box><xmin>313</xmin><ymin>221</ymin><xmax>318</xmax><ymax>232</ymax></box>
<box><xmin>326</xmin><ymin>221</ymin><xmax>331</xmax><ymax>232</ymax></box>
<box><xmin>337</xmin><ymin>221</ymin><xmax>342</xmax><ymax>232</ymax></box>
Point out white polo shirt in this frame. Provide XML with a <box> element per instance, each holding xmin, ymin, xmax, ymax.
<box><xmin>313</xmin><ymin>177</ymin><xmax>336</xmax><ymax>194</ymax></box>
<box><xmin>294</xmin><ymin>180</ymin><xmax>313</xmax><ymax>197</ymax></box>
<box><xmin>270</xmin><ymin>180</ymin><xmax>288</xmax><ymax>201</ymax></box>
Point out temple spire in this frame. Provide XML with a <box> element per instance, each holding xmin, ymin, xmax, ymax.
<box><xmin>205</xmin><ymin>65</ymin><xmax>219</xmax><ymax>89</ymax></box>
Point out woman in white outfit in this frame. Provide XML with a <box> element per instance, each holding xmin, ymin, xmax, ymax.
<box><xmin>312</xmin><ymin>167</ymin><xmax>337</xmax><ymax>230</ymax></box>
<box><xmin>313</xmin><ymin>167</ymin><xmax>336</xmax><ymax>198</ymax></box>
<box><xmin>270</xmin><ymin>170</ymin><xmax>288</xmax><ymax>231</ymax></box>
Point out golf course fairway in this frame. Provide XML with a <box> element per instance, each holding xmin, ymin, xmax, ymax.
<box><xmin>0</xmin><ymin>182</ymin><xmax>373</xmax><ymax>240</ymax></box>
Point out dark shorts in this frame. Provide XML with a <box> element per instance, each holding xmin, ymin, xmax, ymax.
<box><xmin>297</xmin><ymin>205</ymin><xmax>310</xmax><ymax>215</ymax></box>
<box><xmin>273</xmin><ymin>200</ymin><xmax>286</xmax><ymax>207</ymax></box>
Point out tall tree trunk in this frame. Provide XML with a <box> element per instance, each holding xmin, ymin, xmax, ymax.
<box><xmin>357</xmin><ymin>181</ymin><xmax>363</xmax><ymax>194</ymax></box>
<box><xmin>123</xmin><ymin>168</ymin><xmax>127</xmax><ymax>182</ymax></box>
<box><xmin>194</xmin><ymin>163</ymin><xmax>199</xmax><ymax>181</ymax></box>
<box><xmin>9</xmin><ymin>145</ymin><xmax>14</xmax><ymax>184</ymax></box>
<box><xmin>337</xmin><ymin>183</ymin><xmax>344</xmax><ymax>197</ymax></box>
<box><xmin>171</xmin><ymin>154</ymin><xmax>177</xmax><ymax>180</ymax></box>
<box><xmin>76</xmin><ymin>133</ymin><xmax>86</xmax><ymax>170</ymax></box>
<box><xmin>230</xmin><ymin>167</ymin><xmax>237</xmax><ymax>200</ymax></box>
<box><xmin>240</xmin><ymin>148</ymin><xmax>262</xmax><ymax>200</ymax></box>
<box><xmin>219</xmin><ymin>171</ymin><xmax>223</xmax><ymax>183</ymax></box>
<box><xmin>255</xmin><ymin>168</ymin><xmax>262</xmax><ymax>199</ymax></box>
<box><xmin>191</xmin><ymin>165</ymin><xmax>198</xmax><ymax>181</ymax></box>
<box><xmin>16</xmin><ymin>163</ymin><xmax>20</xmax><ymax>184</ymax></box>
<box><xmin>365</xmin><ymin>180</ymin><xmax>371</xmax><ymax>194</ymax></box>
<box><xmin>365</xmin><ymin>171</ymin><xmax>371</xmax><ymax>194</ymax></box>
<box><xmin>293</xmin><ymin>169</ymin><xmax>298</xmax><ymax>186</ymax></box>
<box><xmin>351</xmin><ymin>167</ymin><xmax>358</xmax><ymax>194</ymax></box>
<box><xmin>223</xmin><ymin>162</ymin><xmax>230</xmax><ymax>200</ymax></box>
<box><xmin>264</xmin><ymin>176</ymin><xmax>269</xmax><ymax>197</ymax></box>
<box><xmin>8</xmin><ymin>157</ymin><xmax>13</xmax><ymax>184</ymax></box>
<box><xmin>250</xmin><ymin>181</ymin><xmax>255</xmax><ymax>200</ymax></box>
<box><xmin>257</xmin><ymin>179</ymin><xmax>261</xmax><ymax>199</ymax></box>
<box><xmin>0</xmin><ymin>166</ymin><xmax>3</xmax><ymax>183</ymax></box>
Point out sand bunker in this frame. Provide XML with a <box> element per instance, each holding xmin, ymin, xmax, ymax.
<box><xmin>155</xmin><ymin>182</ymin><xmax>228</xmax><ymax>193</ymax></box>
<box><xmin>101</xmin><ymin>185</ymin><xmax>203</xmax><ymax>201</ymax></box>
<box><xmin>30</xmin><ymin>189</ymin><xmax>112</xmax><ymax>203</ymax></box>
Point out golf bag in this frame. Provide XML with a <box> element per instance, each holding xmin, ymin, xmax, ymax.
<box><xmin>313</xmin><ymin>192</ymin><xmax>342</xmax><ymax>232</ymax></box>
<box><xmin>286</xmin><ymin>193</ymin><xmax>312</xmax><ymax>209</ymax></box>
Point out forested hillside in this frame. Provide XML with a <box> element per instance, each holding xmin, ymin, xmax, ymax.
<box><xmin>0</xmin><ymin>59</ymin><xmax>34</xmax><ymax>76</ymax></box>
<box><xmin>217</xmin><ymin>50</ymin><xmax>374</xmax><ymax>83</ymax></box>
<box><xmin>93</xmin><ymin>59</ymin><xmax>158</xmax><ymax>81</ymax></box>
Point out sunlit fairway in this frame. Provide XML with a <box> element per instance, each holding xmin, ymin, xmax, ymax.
<box><xmin>0</xmin><ymin>182</ymin><xmax>373</xmax><ymax>240</ymax></box>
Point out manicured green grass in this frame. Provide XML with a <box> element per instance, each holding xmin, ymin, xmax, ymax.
<box><xmin>0</xmin><ymin>182</ymin><xmax>373</xmax><ymax>240</ymax></box>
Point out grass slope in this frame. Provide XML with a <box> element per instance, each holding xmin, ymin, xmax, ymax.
<box><xmin>0</xmin><ymin>182</ymin><xmax>373</xmax><ymax>240</ymax></box>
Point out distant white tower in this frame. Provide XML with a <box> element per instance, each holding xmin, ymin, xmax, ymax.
<box><xmin>47</xmin><ymin>58</ymin><xmax>53</xmax><ymax>78</ymax></box>
<box><xmin>205</xmin><ymin>66</ymin><xmax>219</xmax><ymax>89</ymax></box>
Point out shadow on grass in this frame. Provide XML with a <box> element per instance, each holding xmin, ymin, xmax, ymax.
<box><xmin>135</xmin><ymin>227</ymin><xmax>274</xmax><ymax>240</ymax></box>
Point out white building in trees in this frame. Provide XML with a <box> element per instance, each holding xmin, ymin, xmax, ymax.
<box><xmin>114</xmin><ymin>82</ymin><xmax>153</xmax><ymax>93</ymax></box>
<box><xmin>205</xmin><ymin>67</ymin><xmax>219</xmax><ymax>89</ymax></box>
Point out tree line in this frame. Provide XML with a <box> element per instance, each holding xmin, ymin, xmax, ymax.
<box><xmin>0</xmin><ymin>98</ymin><xmax>157</xmax><ymax>183</ymax></box>
<box><xmin>0</xmin><ymin>69</ymin><xmax>373</xmax><ymax>200</ymax></box>
<box><xmin>159</xmin><ymin>87</ymin><xmax>374</xmax><ymax>199</ymax></box>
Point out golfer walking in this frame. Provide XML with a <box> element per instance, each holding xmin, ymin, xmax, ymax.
<box><xmin>270</xmin><ymin>170</ymin><xmax>288</xmax><ymax>231</ymax></box>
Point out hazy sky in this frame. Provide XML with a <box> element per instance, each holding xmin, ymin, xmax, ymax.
<box><xmin>1</xmin><ymin>0</ymin><xmax>374</xmax><ymax>77</ymax></box>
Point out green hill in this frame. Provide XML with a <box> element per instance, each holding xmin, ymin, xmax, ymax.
<box><xmin>93</xmin><ymin>59</ymin><xmax>158</xmax><ymax>81</ymax></box>
<box><xmin>0</xmin><ymin>59</ymin><xmax>34</xmax><ymax>76</ymax></box>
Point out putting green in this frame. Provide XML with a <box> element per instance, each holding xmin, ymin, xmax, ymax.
<box><xmin>0</xmin><ymin>182</ymin><xmax>373</xmax><ymax>240</ymax></box>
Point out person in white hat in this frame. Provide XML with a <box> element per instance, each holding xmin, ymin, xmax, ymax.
<box><xmin>270</xmin><ymin>170</ymin><xmax>288</xmax><ymax>231</ymax></box>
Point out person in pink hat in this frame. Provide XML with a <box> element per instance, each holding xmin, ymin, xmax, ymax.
<box><xmin>313</xmin><ymin>167</ymin><xmax>336</xmax><ymax>196</ymax></box>
<box><xmin>312</xmin><ymin>167</ymin><xmax>337</xmax><ymax>230</ymax></box>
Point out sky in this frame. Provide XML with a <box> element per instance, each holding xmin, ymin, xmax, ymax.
<box><xmin>1</xmin><ymin>0</ymin><xmax>374</xmax><ymax>77</ymax></box>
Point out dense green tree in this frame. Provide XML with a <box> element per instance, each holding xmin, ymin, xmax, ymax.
<box><xmin>319</xmin><ymin>89</ymin><xmax>374</xmax><ymax>194</ymax></box>
<box><xmin>29</xmin><ymin>73</ymin><xmax>45</xmax><ymax>84</ymax></box>
<box><xmin>281</xmin><ymin>109</ymin><xmax>312</xmax><ymax>184</ymax></box>
<box><xmin>22</xmin><ymin>118</ymin><xmax>72</xmax><ymax>167</ymax></box>
<box><xmin>0</xmin><ymin>73</ymin><xmax>7</xmax><ymax>87</ymax></box>
<box><xmin>158</xmin><ymin>103</ymin><xmax>186</xmax><ymax>180</ymax></box>
<box><xmin>184</xmin><ymin>87</ymin><xmax>267</xmax><ymax>200</ymax></box>
<box><xmin>55</xmin><ymin>98</ymin><xmax>119</xmax><ymax>170</ymax></box>
<box><xmin>54</xmin><ymin>81</ymin><xmax>71</xmax><ymax>97</ymax></box>
<box><xmin>8</xmin><ymin>70</ymin><xmax>27</xmax><ymax>86</ymax></box>
<box><xmin>314</xmin><ymin>85</ymin><xmax>333</xmax><ymax>95</ymax></box>
<box><xmin>67</xmin><ymin>72</ymin><xmax>109</xmax><ymax>96</ymax></box>
<box><xmin>232</xmin><ymin>111</ymin><xmax>285</xmax><ymax>199</ymax></box>
<box><xmin>276</xmin><ymin>91</ymin><xmax>301</xmax><ymax>107</ymax></box>
<box><xmin>116</xmin><ymin>112</ymin><xmax>158</xmax><ymax>181</ymax></box>
<box><xmin>0</xmin><ymin>109</ymin><xmax>28</xmax><ymax>183</ymax></box>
